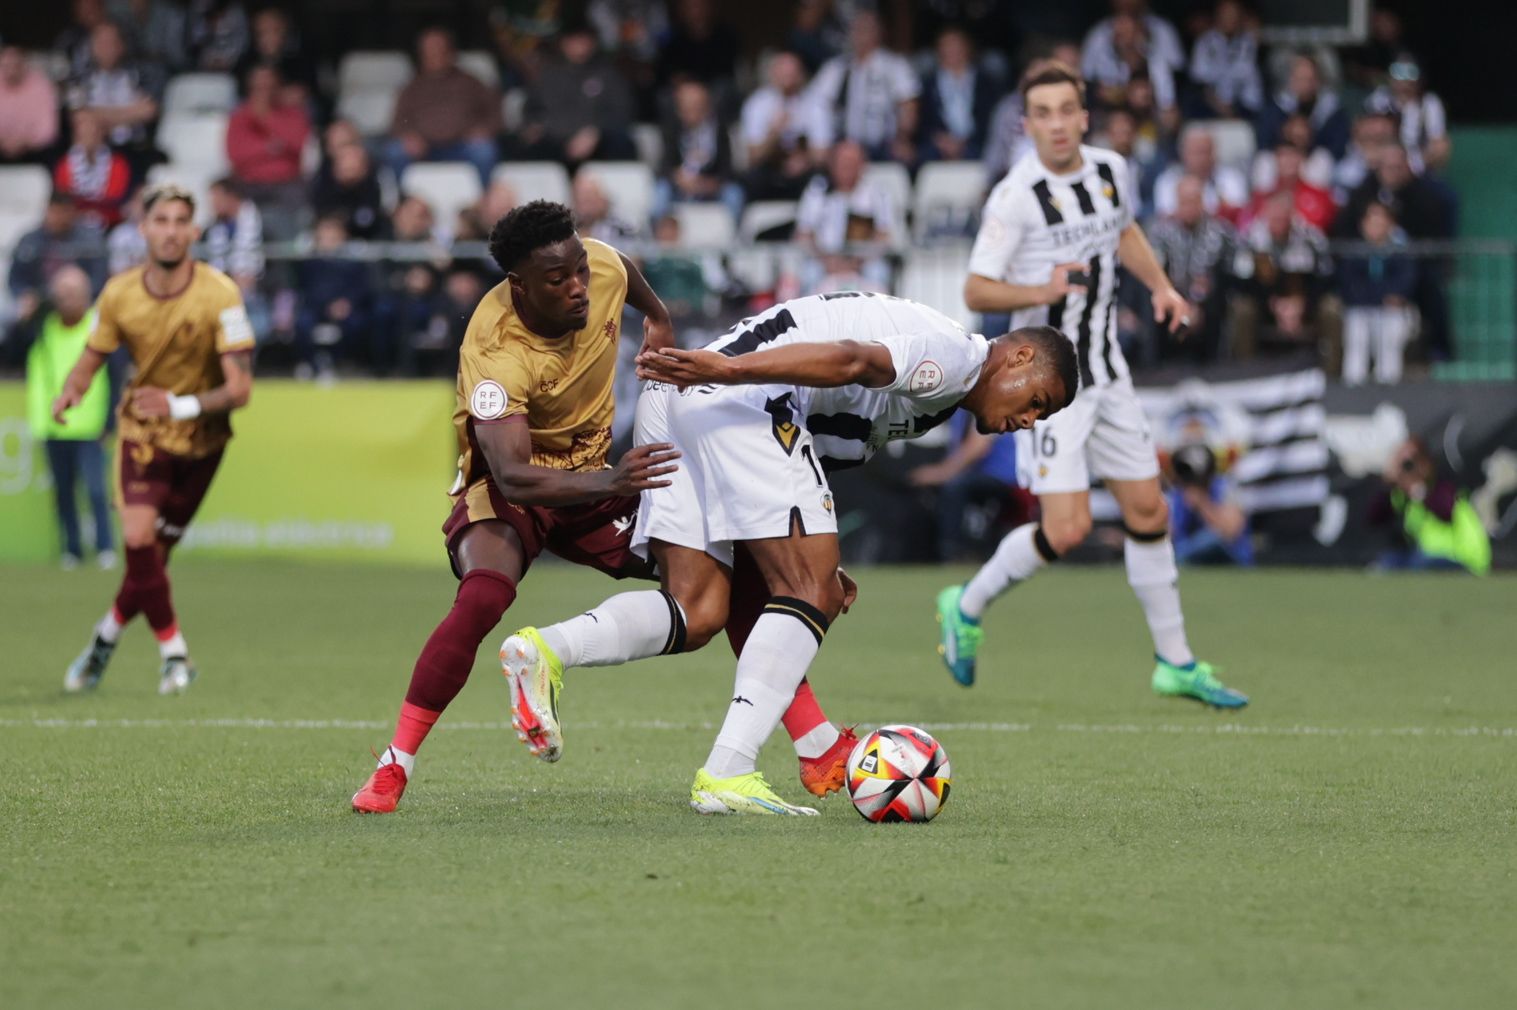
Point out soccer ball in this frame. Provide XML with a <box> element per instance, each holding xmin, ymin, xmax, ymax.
<box><xmin>845</xmin><ymin>725</ymin><xmax>952</xmax><ymax>823</ymax></box>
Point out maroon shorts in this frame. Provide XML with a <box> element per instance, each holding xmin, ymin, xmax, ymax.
<box><xmin>442</xmin><ymin>477</ymin><xmax>652</xmax><ymax>581</ymax></box>
<box><xmin>115</xmin><ymin>439</ymin><xmax>224</xmax><ymax>543</ymax></box>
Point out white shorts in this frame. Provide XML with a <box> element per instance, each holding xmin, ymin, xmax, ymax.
<box><xmin>1014</xmin><ymin>376</ymin><xmax>1159</xmax><ymax>494</ymax></box>
<box><xmin>630</xmin><ymin>382</ymin><xmax>838</xmax><ymax>568</ymax></box>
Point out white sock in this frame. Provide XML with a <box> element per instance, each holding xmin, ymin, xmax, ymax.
<box><xmin>96</xmin><ymin>609</ymin><xmax>122</xmax><ymax>644</ymax></box>
<box><xmin>1124</xmin><ymin>536</ymin><xmax>1195</xmax><ymax>666</ymax></box>
<box><xmin>157</xmin><ymin>630</ymin><xmax>188</xmax><ymax>660</ymax></box>
<box><xmin>960</xmin><ymin>523</ymin><xmax>1051</xmax><ymax>619</ymax></box>
<box><xmin>704</xmin><ymin>602</ymin><xmax>826</xmax><ymax>778</ymax></box>
<box><xmin>378</xmin><ymin>745</ymin><xmax>415</xmax><ymax>776</ymax></box>
<box><xmin>540</xmin><ymin>590</ymin><xmax>683</xmax><ymax>668</ymax></box>
<box><xmin>793</xmin><ymin>721</ymin><xmax>840</xmax><ymax>760</ymax></box>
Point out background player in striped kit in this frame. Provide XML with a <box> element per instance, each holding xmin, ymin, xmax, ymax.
<box><xmin>939</xmin><ymin>61</ymin><xmax>1249</xmax><ymax>708</ymax></box>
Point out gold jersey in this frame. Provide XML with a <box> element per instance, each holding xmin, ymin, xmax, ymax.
<box><xmin>452</xmin><ymin>237</ymin><xmax>629</xmax><ymax>490</ymax></box>
<box><xmin>87</xmin><ymin>262</ymin><xmax>254</xmax><ymax>458</ymax></box>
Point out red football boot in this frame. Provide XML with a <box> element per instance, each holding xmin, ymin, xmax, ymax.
<box><xmin>798</xmin><ymin>725</ymin><xmax>858</xmax><ymax>797</ymax></box>
<box><xmin>352</xmin><ymin>756</ymin><xmax>408</xmax><ymax>814</ymax></box>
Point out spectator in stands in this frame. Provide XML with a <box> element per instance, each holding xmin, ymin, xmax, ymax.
<box><xmin>517</xmin><ymin>23</ymin><xmax>636</xmax><ymax>168</ymax></box>
<box><xmin>1250</xmin><ymin>111</ymin><xmax>1335</xmax><ymax>194</ymax></box>
<box><xmin>23</xmin><ymin>264</ymin><xmax>116</xmax><ymax>570</ymax></box>
<box><xmin>1148</xmin><ymin>175</ymin><xmax>1238</xmax><ymax>362</ymax></box>
<box><xmin>202</xmin><ymin>177</ymin><xmax>268</xmax><ymax>335</ymax></box>
<box><xmin>1152</xmin><ymin>125</ymin><xmax>1248</xmax><ymax>222</ymax></box>
<box><xmin>794</xmin><ymin>139</ymin><xmax>896</xmax><ymax>294</ymax></box>
<box><xmin>1338</xmin><ymin>201</ymin><xmax>1418</xmax><ymax>386</ymax></box>
<box><xmin>295</xmin><ymin>214</ymin><xmax>374</xmax><ymax>379</ymax></box>
<box><xmin>1244</xmin><ymin>142</ymin><xmax>1335</xmax><ymax>234</ymax></box>
<box><xmin>653</xmin><ymin>79</ymin><xmax>743</xmax><ymax>226</ymax></box>
<box><xmin>110</xmin><ymin>0</ymin><xmax>188</xmax><ymax>74</ymax></box>
<box><xmin>786</xmin><ymin>0</ymin><xmax>844</xmax><ymax>74</ymax></box>
<box><xmin>52</xmin><ymin>108</ymin><xmax>133</xmax><ymax>232</ymax></box>
<box><xmin>805</xmin><ymin>9</ymin><xmax>921</xmax><ymax>165</ymax></box>
<box><xmin>1082</xmin><ymin>0</ymin><xmax>1186</xmax><ymax>81</ymax></box>
<box><xmin>740</xmin><ymin>50</ymin><xmax>815</xmax><ymax>201</ymax></box>
<box><xmin>983</xmin><ymin>44</ymin><xmax>1081</xmax><ymax>186</ymax></box>
<box><xmin>1343</xmin><ymin>8</ymin><xmax>1411</xmax><ymax>92</ymax></box>
<box><xmin>67</xmin><ymin>20</ymin><xmax>163</xmax><ymax>152</ymax></box>
<box><xmin>107</xmin><ymin>187</ymin><xmax>148</xmax><ymax>273</ymax></box>
<box><xmin>1083</xmin><ymin>13</ymin><xmax>1178</xmax><ymax>128</ymax></box>
<box><xmin>640</xmin><ymin>214</ymin><xmax>715</xmax><ymax>320</ymax></box>
<box><xmin>1234</xmin><ymin>189</ymin><xmax>1337</xmax><ymax>360</ymax></box>
<box><xmin>226</xmin><ymin>63</ymin><xmax>310</xmax><ymax>237</ymax></box>
<box><xmin>571</xmin><ymin>171</ymin><xmax>640</xmax><ymax>243</ymax></box>
<box><xmin>1366</xmin><ymin>57</ymin><xmax>1451</xmax><ymax>175</ymax></box>
<box><xmin>1166</xmin><ymin>442</ymin><xmax>1252</xmax><ymax>566</ymax></box>
<box><xmin>56</xmin><ymin>0</ymin><xmax>110</xmax><ymax>81</ymax></box>
<box><xmin>1370</xmin><ymin>436</ymin><xmax>1490</xmax><ymax>575</ymax></box>
<box><xmin>1334</xmin><ymin>111</ymin><xmax>1396</xmax><ymax>203</ymax></box>
<box><xmin>186</xmin><ymin>0</ymin><xmax>250</xmax><ymax>74</ymax></box>
<box><xmin>1187</xmin><ymin>0</ymin><xmax>1262</xmax><ymax>119</ymax></box>
<box><xmin>235</xmin><ymin>6</ymin><xmax>317</xmax><ymax>105</ymax></box>
<box><xmin>454</xmin><ymin>179</ymin><xmax>519</xmax><ymax>243</ymax></box>
<box><xmin>1256</xmin><ymin>53</ymin><xmax>1350</xmax><ymax>160</ymax></box>
<box><xmin>655</xmin><ymin>0</ymin><xmax>740</xmax><ymax>99</ymax></box>
<box><xmin>910</xmin><ymin>418</ymin><xmax>1028</xmax><ymax>563</ymax></box>
<box><xmin>8</xmin><ymin>195</ymin><xmax>105</xmax><ymax>316</ymax></box>
<box><xmin>1123</xmin><ymin>70</ymin><xmax>1173</xmax><ymax>156</ymax></box>
<box><xmin>1095</xmin><ymin>105</ymin><xmax>1161</xmax><ymax>220</ymax></box>
<box><xmin>0</xmin><ymin>46</ymin><xmax>61</xmax><ymax>165</ymax></box>
<box><xmin>917</xmin><ymin>26</ymin><xmax>997</xmax><ymax>163</ymax></box>
<box><xmin>373</xmin><ymin>194</ymin><xmax>445</xmax><ymax>374</ymax></box>
<box><xmin>385</xmin><ymin>27</ymin><xmax>502</xmax><ymax>186</ymax></box>
<box><xmin>312</xmin><ymin>139</ymin><xmax>385</xmax><ymax>240</ymax></box>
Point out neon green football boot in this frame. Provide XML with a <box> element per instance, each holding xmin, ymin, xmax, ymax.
<box><xmin>1151</xmin><ymin>657</ymin><xmax>1249</xmax><ymax>709</ymax></box>
<box><xmin>690</xmin><ymin>768</ymin><xmax>819</xmax><ymax>816</ymax></box>
<box><xmin>935</xmin><ymin>585</ymin><xmax>983</xmax><ymax>686</ymax></box>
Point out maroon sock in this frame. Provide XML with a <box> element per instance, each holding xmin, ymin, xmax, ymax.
<box><xmin>113</xmin><ymin>545</ymin><xmax>174</xmax><ymax>630</ymax></box>
<box><xmin>403</xmin><ymin>569</ymin><xmax>518</xmax><ymax>713</ymax></box>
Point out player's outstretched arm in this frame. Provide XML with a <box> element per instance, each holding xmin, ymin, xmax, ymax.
<box><xmin>618</xmin><ymin>251</ymin><xmax>675</xmax><ymax>354</ymax></box>
<box><xmin>1118</xmin><ymin>223</ymin><xmax>1191</xmax><ymax>334</ymax></box>
<box><xmin>635</xmin><ymin>340</ymin><xmax>897</xmax><ymax>390</ymax></box>
<box><xmin>476</xmin><ymin>417</ymin><xmax>680</xmax><ymax>507</ymax></box>
<box><xmin>51</xmin><ymin>347</ymin><xmax>110</xmax><ymax>424</ymax></box>
<box><xmin>131</xmin><ymin>350</ymin><xmax>254</xmax><ymax>419</ymax></box>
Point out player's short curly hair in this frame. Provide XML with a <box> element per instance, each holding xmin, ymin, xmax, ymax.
<box><xmin>1009</xmin><ymin>324</ymin><xmax>1080</xmax><ymax>408</ymax></box>
<box><xmin>488</xmin><ymin>200</ymin><xmax>578</xmax><ymax>273</ymax></box>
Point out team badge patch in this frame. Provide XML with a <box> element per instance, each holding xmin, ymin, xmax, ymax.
<box><xmin>821</xmin><ymin>492</ymin><xmax>834</xmax><ymax>513</ymax></box>
<box><xmin>909</xmin><ymin>360</ymin><xmax>944</xmax><ymax>394</ymax></box>
<box><xmin>470</xmin><ymin>379</ymin><xmax>508</xmax><ymax>419</ymax></box>
<box><xmin>219</xmin><ymin>306</ymin><xmax>255</xmax><ymax>347</ymax></box>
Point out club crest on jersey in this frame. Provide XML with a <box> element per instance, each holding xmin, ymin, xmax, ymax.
<box><xmin>470</xmin><ymin>379</ymin><xmax>508</xmax><ymax>419</ymax></box>
<box><xmin>909</xmin><ymin>360</ymin><xmax>944</xmax><ymax>394</ymax></box>
<box><xmin>821</xmin><ymin>491</ymin><xmax>834</xmax><ymax>513</ymax></box>
<box><xmin>764</xmin><ymin>392</ymin><xmax>801</xmax><ymax>455</ymax></box>
<box><xmin>1102</xmin><ymin>183</ymin><xmax>1115</xmax><ymax>200</ymax></box>
<box><xmin>603</xmin><ymin>319</ymin><xmax>617</xmax><ymax>338</ymax></box>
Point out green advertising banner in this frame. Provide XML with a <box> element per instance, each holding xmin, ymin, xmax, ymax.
<box><xmin>0</xmin><ymin>380</ymin><xmax>459</xmax><ymax>566</ymax></box>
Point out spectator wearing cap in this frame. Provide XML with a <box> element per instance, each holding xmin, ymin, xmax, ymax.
<box><xmin>226</xmin><ymin>63</ymin><xmax>311</xmax><ymax>238</ymax></box>
<box><xmin>1366</xmin><ymin>57</ymin><xmax>1450</xmax><ymax>174</ymax></box>
<box><xmin>740</xmin><ymin>50</ymin><xmax>816</xmax><ymax>201</ymax></box>
<box><xmin>0</xmin><ymin>46</ymin><xmax>61</xmax><ymax>165</ymax></box>
<box><xmin>653</xmin><ymin>79</ymin><xmax>744</xmax><ymax>227</ymax></box>
<box><xmin>805</xmin><ymin>9</ymin><xmax>921</xmax><ymax>165</ymax></box>
<box><xmin>1256</xmin><ymin>53</ymin><xmax>1350</xmax><ymax>160</ymax></box>
<box><xmin>516</xmin><ymin>24</ymin><xmax>636</xmax><ymax>168</ymax></box>
<box><xmin>1187</xmin><ymin>0</ymin><xmax>1263</xmax><ymax>119</ymax></box>
<box><xmin>917</xmin><ymin>26</ymin><xmax>998</xmax><ymax>163</ymax></box>
<box><xmin>1152</xmin><ymin>125</ymin><xmax>1248</xmax><ymax>223</ymax></box>
<box><xmin>385</xmin><ymin>27</ymin><xmax>503</xmax><ymax>185</ymax></box>
<box><xmin>52</xmin><ymin>108</ymin><xmax>133</xmax><ymax>232</ymax></box>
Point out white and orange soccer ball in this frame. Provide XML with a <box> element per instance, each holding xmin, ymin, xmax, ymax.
<box><xmin>845</xmin><ymin>725</ymin><xmax>952</xmax><ymax>823</ymax></box>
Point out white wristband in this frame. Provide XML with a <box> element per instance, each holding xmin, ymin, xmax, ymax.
<box><xmin>167</xmin><ymin>393</ymin><xmax>203</xmax><ymax>420</ymax></box>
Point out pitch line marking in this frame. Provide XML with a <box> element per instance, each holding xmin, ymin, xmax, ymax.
<box><xmin>3</xmin><ymin>717</ymin><xmax>1515</xmax><ymax>739</ymax></box>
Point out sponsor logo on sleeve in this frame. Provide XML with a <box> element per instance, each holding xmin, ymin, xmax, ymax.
<box><xmin>219</xmin><ymin>306</ymin><xmax>254</xmax><ymax>347</ymax></box>
<box><xmin>470</xmin><ymin>379</ymin><xmax>508</xmax><ymax>420</ymax></box>
<box><xmin>909</xmin><ymin>360</ymin><xmax>944</xmax><ymax>394</ymax></box>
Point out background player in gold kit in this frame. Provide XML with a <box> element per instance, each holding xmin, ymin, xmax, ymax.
<box><xmin>55</xmin><ymin>183</ymin><xmax>257</xmax><ymax>696</ymax></box>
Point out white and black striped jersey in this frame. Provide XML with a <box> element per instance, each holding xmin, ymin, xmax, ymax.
<box><xmin>968</xmin><ymin>144</ymin><xmax>1135</xmax><ymax>390</ymax></box>
<box><xmin>702</xmin><ymin>292</ymin><xmax>987</xmax><ymax>471</ymax></box>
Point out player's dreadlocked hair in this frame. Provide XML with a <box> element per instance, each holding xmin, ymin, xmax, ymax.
<box><xmin>1008</xmin><ymin>324</ymin><xmax>1081</xmax><ymax>408</ymax></box>
<box><xmin>488</xmin><ymin>200</ymin><xmax>578</xmax><ymax>274</ymax></box>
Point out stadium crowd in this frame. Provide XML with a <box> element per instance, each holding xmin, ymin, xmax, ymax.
<box><xmin>2</xmin><ymin>0</ymin><xmax>1459</xmax><ymax>384</ymax></box>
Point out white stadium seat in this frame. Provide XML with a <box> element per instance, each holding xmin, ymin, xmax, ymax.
<box><xmin>491</xmin><ymin>162</ymin><xmax>572</xmax><ymax>206</ymax></box>
<box><xmin>501</xmin><ymin>88</ymin><xmax>527</xmax><ymax>132</ymax></box>
<box><xmin>898</xmin><ymin>252</ymin><xmax>975</xmax><ymax>330</ymax></box>
<box><xmin>336</xmin><ymin>89</ymin><xmax>398</xmax><ymax>136</ymax></box>
<box><xmin>338</xmin><ymin>51</ymin><xmax>412</xmax><ymax>96</ymax></box>
<box><xmin>0</xmin><ymin>165</ymin><xmax>51</xmax><ymax>217</ymax></box>
<box><xmin>457</xmin><ymin>51</ymin><xmax>500</xmax><ymax>90</ymax></box>
<box><xmin>631</xmin><ymin>123</ymin><xmax>664</xmax><ymax>170</ymax></box>
<box><xmin>579</xmin><ymin>161</ymin><xmax>654</xmax><ymax>230</ymax></box>
<box><xmin>1197</xmin><ymin>119</ymin><xmax>1257</xmax><ymax>172</ymax></box>
<box><xmin>400</xmin><ymin>162</ymin><xmax>483</xmax><ymax>227</ymax></box>
<box><xmin>912</xmin><ymin>160</ymin><xmax>986</xmax><ymax>241</ymax></box>
<box><xmin>163</xmin><ymin>73</ymin><xmax>238</xmax><ymax>118</ymax></box>
<box><xmin>739</xmin><ymin>200</ymin><xmax>798</xmax><ymax>242</ymax></box>
<box><xmin>861</xmin><ymin>162</ymin><xmax>911</xmax><ymax>223</ymax></box>
<box><xmin>672</xmin><ymin>203</ymin><xmax>735</xmax><ymax>247</ymax></box>
<box><xmin>155</xmin><ymin>113</ymin><xmax>230</xmax><ymax>176</ymax></box>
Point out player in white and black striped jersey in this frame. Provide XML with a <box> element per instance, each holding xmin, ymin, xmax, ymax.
<box><xmin>938</xmin><ymin>60</ymin><xmax>1249</xmax><ymax>708</ymax></box>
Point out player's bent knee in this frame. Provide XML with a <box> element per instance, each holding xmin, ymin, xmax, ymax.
<box><xmin>1123</xmin><ymin>497</ymin><xmax>1169</xmax><ymax>537</ymax></box>
<box><xmin>1042</xmin><ymin>515</ymin><xmax>1092</xmax><ymax>555</ymax></box>
<box><xmin>676</xmin><ymin>595</ymin><xmax>728</xmax><ymax>651</ymax></box>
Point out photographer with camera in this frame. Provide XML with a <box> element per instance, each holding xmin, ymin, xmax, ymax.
<box><xmin>1369</xmin><ymin>437</ymin><xmax>1490</xmax><ymax>574</ymax></box>
<box><xmin>1167</xmin><ymin>442</ymin><xmax>1252</xmax><ymax>566</ymax></box>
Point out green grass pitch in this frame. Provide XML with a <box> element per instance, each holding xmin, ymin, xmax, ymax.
<box><xmin>2</xmin><ymin>559</ymin><xmax>1514</xmax><ymax>1009</ymax></box>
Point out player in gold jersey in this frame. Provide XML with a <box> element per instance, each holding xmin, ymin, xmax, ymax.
<box><xmin>55</xmin><ymin>183</ymin><xmax>256</xmax><ymax>695</ymax></box>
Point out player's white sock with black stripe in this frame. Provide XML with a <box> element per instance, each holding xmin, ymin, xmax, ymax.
<box><xmin>704</xmin><ymin>597</ymin><xmax>828</xmax><ymax>779</ymax></box>
<box><xmin>1124</xmin><ymin>530</ymin><xmax>1195</xmax><ymax>667</ymax></box>
<box><xmin>540</xmin><ymin>590</ymin><xmax>686</xmax><ymax>668</ymax></box>
<box><xmin>959</xmin><ymin>523</ymin><xmax>1057</xmax><ymax>619</ymax></box>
